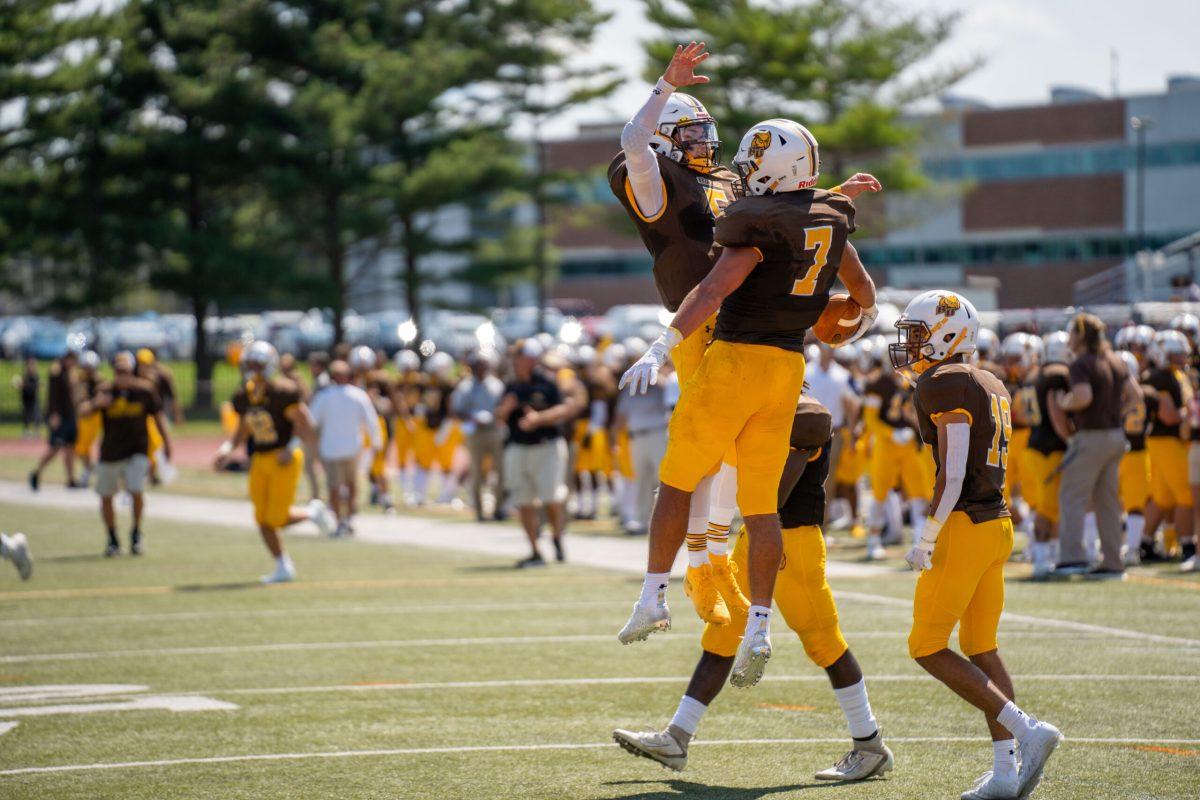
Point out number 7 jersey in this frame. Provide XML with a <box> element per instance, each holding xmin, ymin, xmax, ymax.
<box><xmin>913</xmin><ymin>361</ymin><xmax>1013</xmax><ymax>523</ymax></box>
<box><xmin>712</xmin><ymin>188</ymin><xmax>856</xmax><ymax>353</ymax></box>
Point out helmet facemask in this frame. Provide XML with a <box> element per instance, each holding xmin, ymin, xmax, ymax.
<box><xmin>663</xmin><ymin>117</ymin><xmax>720</xmax><ymax>171</ymax></box>
<box><xmin>889</xmin><ymin>320</ymin><xmax>935</xmax><ymax>384</ymax></box>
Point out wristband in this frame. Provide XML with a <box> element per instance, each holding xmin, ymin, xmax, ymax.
<box><xmin>660</xmin><ymin>327</ymin><xmax>684</xmax><ymax>351</ymax></box>
<box><xmin>829</xmin><ymin>184</ymin><xmax>843</xmax><ymax>195</ymax></box>
<box><xmin>656</xmin><ymin>77</ymin><xmax>676</xmax><ymax>93</ymax></box>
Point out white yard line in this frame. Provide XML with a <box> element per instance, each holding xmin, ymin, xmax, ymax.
<box><xmin>2</xmin><ymin>737</ymin><xmax>1196</xmax><ymax>777</ymax></box>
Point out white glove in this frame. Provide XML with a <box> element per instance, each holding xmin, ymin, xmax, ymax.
<box><xmin>619</xmin><ymin>327</ymin><xmax>683</xmax><ymax>396</ymax></box>
<box><xmin>905</xmin><ymin>517</ymin><xmax>943</xmax><ymax>571</ymax></box>
<box><xmin>891</xmin><ymin>427</ymin><xmax>915</xmax><ymax>445</ymax></box>
<box><xmin>905</xmin><ymin>539</ymin><xmax>934</xmax><ymax>571</ymax></box>
<box><xmin>840</xmin><ymin>304</ymin><xmax>878</xmax><ymax>347</ymax></box>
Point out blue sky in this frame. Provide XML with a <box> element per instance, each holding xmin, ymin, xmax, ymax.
<box><xmin>554</xmin><ymin>0</ymin><xmax>1200</xmax><ymax>134</ymax></box>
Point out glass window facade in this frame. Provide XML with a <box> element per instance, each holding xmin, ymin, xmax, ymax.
<box><xmin>924</xmin><ymin>140</ymin><xmax>1200</xmax><ymax>182</ymax></box>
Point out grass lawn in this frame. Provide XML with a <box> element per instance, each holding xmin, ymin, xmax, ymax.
<box><xmin>0</xmin><ymin>500</ymin><xmax>1197</xmax><ymax>799</ymax></box>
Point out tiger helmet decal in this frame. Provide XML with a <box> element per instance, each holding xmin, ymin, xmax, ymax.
<box><xmin>935</xmin><ymin>294</ymin><xmax>961</xmax><ymax>317</ymax></box>
<box><xmin>748</xmin><ymin>130</ymin><xmax>772</xmax><ymax>160</ymax></box>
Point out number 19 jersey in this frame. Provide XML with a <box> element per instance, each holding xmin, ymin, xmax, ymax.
<box><xmin>913</xmin><ymin>361</ymin><xmax>1012</xmax><ymax>523</ymax></box>
<box><xmin>712</xmin><ymin>188</ymin><xmax>856</xmax><ymax>353</ymax></box>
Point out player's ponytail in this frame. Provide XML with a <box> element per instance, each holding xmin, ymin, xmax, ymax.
<box><xmin>1070</xmin><ymin>313</ymin><xmax>1106</xmax><ymax>355</ymax></box>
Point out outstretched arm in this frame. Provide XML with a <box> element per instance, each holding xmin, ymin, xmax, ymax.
<box><xmin>620</xmin><ymin>42</ymin><xmax>710</xmax><ymax>220</ymax></box>
<box><xmin>836</xmin><ymin>243</ymin><xmax>878</xmax><ymax>345</ymax></box>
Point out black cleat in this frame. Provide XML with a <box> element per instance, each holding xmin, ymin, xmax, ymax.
<box><xmin>28</xmin><ymin>472</ymin><xmax>38</xmax><ymax>492</ymax></box>
<box><xmin>516</xmin><ymin>553</ymin><xmax>546</xmax><ymax>569</ymax></box>
<box><xmin>104</xmin><ymin>543</ymin><xmax>120</xmax><ymax>558</ymax></box>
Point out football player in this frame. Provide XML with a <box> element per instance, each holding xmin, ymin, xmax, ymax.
<box><xmin>611</xmin><ymin>43</ymin><xmax>882</xmax><ymax>627</ymax></box>
<box><xmin>74</xmin><ymin>350</ymin><xmax>104</xmax><ymax>487</ymax></box>
<box><xmin>998</xmin><ymin>333</ymin><xmax>1039</xmax><ymax>526</ymax></box>
<box><xmin>411</xmin><ymin>352</ymin><xmax>464</xmax><ymax>506</ymax></box>
<box><xmin>214</xmin><ymin>341</ymin><xmax>333</xmax><ymax>583</ymax></box>
<box><xmin>349</xmin><ymin>346</ymin><xmax>398</xmax><ymax>511</ymax></box>
<box><xmin>82</xmin><ymin>351</ymin><xmax>171</xmax><ymax>556</ymax></box>
<box><xmin>863</xmin><ymin>357</ymin><xmax>932</xmax><ymax>560</ymax></box>
<box><xmin>612</xmin><ymin>397</ymin><xmax>892</xmax><ymax>779</ymax></box>
<box><xmin>1144</xmin><ymin>331</ymin><xmax>1195</xmax><ymax>569</ymax></box>
<box><xmin>1114</xmin><ymin>349</ymin><xmax>1155</xmax><ymax>565</ymax></box>
<box><xmin>893</xmin><ymin>290</ymin><xmax>1062</xmax><ymax>800</ymax></box>
<box><xmin>1024</xmin><ymin>331</ymin><xmax>1072</xmax><ymax>579</ymax></box>
<box><xmin>619</xmin><ymin>119</ymin><xmax>877</xmax><ymax>689</ymax></box>
<box><xmin>394</xmin><ymin>349</ymin><xmax>422</xmax><ymax>502</ymax></box>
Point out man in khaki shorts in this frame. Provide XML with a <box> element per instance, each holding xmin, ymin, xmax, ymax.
<box><xmin>497</xmin><ymin>339</ymin><xmax>573</xmax><ymax>567</ymax></box>
<box><xmin>309</xmin><ymin>360</ymin><xmax>382</xmax><ymax>537</ymax></box>
<box><xmin>83</xmin><ymin>351</ymin><xmax>172</xmax><ymax>557</ymax></box>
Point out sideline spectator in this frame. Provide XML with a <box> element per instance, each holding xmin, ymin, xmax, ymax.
<box><xmin>451</xmin><ymin>349</ymin><xmax>507</xmax><ymax>521</ymax></box>
<box><xmin>804</xmin><ymin>344</ymin><xmax>859</xmax><ymax>522</ymax></box>
<box><xmin>309</xmin><ymin>360</ymin><xmax>381</xmax><ymax>536</ymax></box>
<box><xmin>308</xmin><ymin>351</ymin><xmax>332</xmax><ymax>393</ymax></box>
<box><xmin>19</xmin><ymin>357</ymin><xmax>39</xmax><ymax>438</ymax></box>
<box><xmin>1054</xmin><ymin>313</ymin><xmax>1137</xmax><ymax>578</ymax></box>
<box><xmin>28</xmin><ymin>350</ymin><xmax>79</xmax><ymax>491</ymax></box>
<box><xmin>613</xmin><ymin>364</ymin><xmax>671</xmax><ymax>534</ymax></box>
<box><xmin>83</xmin><ymin>351</ymin><xmax>172</xmax><ymax>556</ymax></box>
<box><xmin>497</xmin><ymin>339</ymin><xmax>572</xmax><ymax>567</ymax></box>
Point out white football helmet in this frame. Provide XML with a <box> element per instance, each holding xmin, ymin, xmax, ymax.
<box><xmin>890</xmin><ymin>290</ymin><xmax>980</xmax><ymax>380</ymax></box>
<box><xmin>1116</xmin><ymin>349</ymin><xmax>1140</xmax><ymax>380</ymax></box>
<box><xmin>424</xmin><ymin>350</ymin><xmax>455</xmax><ymax>379</ymax></box>
<box><xmin>1113</xmin><ymin>325</ymin><xmax>1137</xmax><ymax>351</ymax></box>
<box><xmin>1042</xmin><ymin>331</ymin><xmax>1071</xmax><ymax>364</ymax></box>
<box><xmin>394</xmin><ymin>349</ymin><xmax>420</xmax><ymax>373</ymax></box>
<box><xmin>1154</xmin><ymin>330</ymin><xmax>1192</xmax><ymax>367</ymax></box>
<box><xmin>79</xmin><ymin>350</ymin><xmax>101</xmax><ymax>371</ymax></box>
<box><xmin>244</xmin><ymin>340</ymin><xmax>279</xmax><ymax>377</ymax></box>
<box><xmin>1170</xmin><ymin>313</ymin><xmax>1200</xmax><ymax>340</ymax></box>
<box><xmin>732</xmin><ymin>118</ymin><xmax>820</xmax><ymax>197</ymax></box>
<box><xmin>349</xmin><ymin>345</ymin><xmax>376</xmax><ymax>372</ymax></box>
<box><xmin>1000</xmin><ymin>332</ymin><xmax>1037</xmax><ymax>369</ymax></box>
<box><xmin>650</xmin><ymin>92</ymin><xmax>720</xmax><ymax>171</ymax></box>
<box><xmin>976</xmin><ymin>328</ymin><xmax>999</xmax><ymax>361</ymax></box>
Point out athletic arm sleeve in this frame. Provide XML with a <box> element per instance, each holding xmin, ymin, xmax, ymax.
<box><xmin>619</xmin><ymin>79</ymin><xmax>674</xmax><ymax>217</ymax></box>
<box><xmin>931</xmin><ymin>422</ymin><xmax>970</xmax><ymax>525</ymax></box>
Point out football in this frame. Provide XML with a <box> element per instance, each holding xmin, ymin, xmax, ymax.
<box><xmin>812</xmin><ymin>293</ymin><xmax>863</xmax><ymax>345</ymax></box>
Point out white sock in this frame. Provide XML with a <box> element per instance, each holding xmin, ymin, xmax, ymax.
<box><xmin>1031</xmin><ymin>541</ymin><xmax>1050</xmax><ymax>570</ymax></box>
<box><xmin>277</xmin><ymin>554</ymin><xmax>293</xmax><ymax>570</ymax></box>
<box><xmin>997</xmin><ymin>701</ymin><xmax>1039</xmax><ymax>740</ymax></box>
<box><xmin>707</xmin><ymin>463</ymin><xmax>738</xmax><ymax>556</ymax></box>
<box><xmin>685</xmin><ymin>535</ymin><xmax>709</xmax><ymax>568</ymax></box>
<box><xmin>669</xmin><ymin>695</ymin><xmax>706</xmax><ymax>737</ymax></box>
<box><xmin>640</xmin><ymin>572</ymin><xmax>670</xmax><ymax>607</ymax></box>
<box><xmin>992</xmin><ymin>739</ymin><xmax>1018</xmax><ymax>781</ymax></box>
<box><xmin>832</xmin><ymin>679</ymin><xmax>878</xmax><ymax>740</ymax></box>
<box><xmin>885</xmin><ymin>493</ymin><xmax>903</xmax><ymax>537</ymax></box>
<box><xmin>746</xmin><ymin>605</ymin><xmax>771</xmax><ymax>636</ymax></box>
<box><xmin>866</xmin><ymin>534</ymin><xmax>882</xmax><ymax>550</ymax></box>
<box><xmin>867</xmin><ymin>498</ymin><xmax>886</xmax><ymax>531</ymax></box>
<box><xmin>0</xmin><ymin>534</ymin><xmax>9</xmax><ymax>560</ymax></box>
<box><xmin>413</xmin><ymin>468</ymin><xmax>430</xmax><ymax>501</ymax></box>
<box><xmin>909</xmin><ymin>499</ymin><xmax>928</xmax><ymax>545</ymax></box>
<box><xmin>1126</xmin><ymin>513</ymin><xmax>1144</xmax><ymax>554</ymax></box>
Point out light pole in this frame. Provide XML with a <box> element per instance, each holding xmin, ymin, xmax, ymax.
<box><xmin>1130</xmin><ymin>115</ymin><xmax>1154</xmax><ymax>253</ymax></box>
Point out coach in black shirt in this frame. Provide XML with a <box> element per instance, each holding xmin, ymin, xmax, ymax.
<box><xmin>497</xmin><ymin>338</ymin><xmax>573</xmax><ymax>567</ymax></box>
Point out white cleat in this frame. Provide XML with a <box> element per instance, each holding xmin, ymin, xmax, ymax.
<box><xmin>730</xmin><ymin>627</ymin><xmax>771</xmax><ymax>688</ymax></box>
<box><xmin>1016</xmin><ymin>722</ymin><xmax>1063</xmax><ymax>798</ymax></box>
<box><xmin>7</xmin><ymin>533</ymin><xmax>32</xmax><ymax>581</ymax></box>
<box><xmin>1181</xmin><ymin>555</ymin><xmax>1199</xmax><ymax>573</ymax></box>
<box><xmin>961</xmin><ymin>770</ymin><xmax>1019</xmax><ymax>799</ymax></box>
<box><xmin>618</xmin><ymin>602</ymin><xmax>671</xmax><ymax>644</ymax></box>
<box><xmin>308</xmin><ymin>499</ymin><xmax>335</xmax><ymax>537</ymax></box>
<box><xmin>261</xmin><ymin>560</ymin><xmax>296</xmax><ymax>584</ymax></box>
<box><xmin>814</xmin><ymin>730</ymin><xmax>894</xmax><ymax>781</ymax></box>
<box><xmin>612</xmin><ymin>725</ymin><xmax>690</xmax><ymax>771</ymax></box>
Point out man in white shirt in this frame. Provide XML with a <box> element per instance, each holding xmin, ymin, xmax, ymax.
<box><xmin>804</xmin><ymin>345</ymin><xmax>860</xmax><ymax>523</ymax></box>
<box><xmin>450</xmin><ymin>350</ymin><xmax>508</xmax><ymax>521</ymax></box>
<box><xmin>309</xmin><ymin>360</ymin><xmax>382</xmax><ymax>535</ymax></box>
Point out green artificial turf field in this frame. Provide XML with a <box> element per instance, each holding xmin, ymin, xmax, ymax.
<box><xmin>0</xmin><ymin>500</ymin><xmax>1197</xmax><ymax>799</ymax></box>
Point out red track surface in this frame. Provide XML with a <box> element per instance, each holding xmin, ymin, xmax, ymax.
<box><xmin>0</xmin><ymin>433</ymin><xmax>226</xmax><ymax>468</ymax></box>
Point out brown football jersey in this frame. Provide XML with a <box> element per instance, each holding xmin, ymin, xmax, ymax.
<box><xmin>608</xmin><ymin>152</ymin><xmax>737</xmax><ymax>311</ymax></box>
<box><xmin>97</xmin><ymin>378</ymin><xmax>162</xmax><ymax>462</ymax></box>
<box><xmin>712</xmin><ymin>189</ymin><xmax>856</xmax><ymax>353</ymax></box>
<box><xmin>913</xmin><ymin>361</ymin><xmax>1011</xmax><ymax>523</ymax></box>
<box><xmin>1028</xmin><ymin>363</ymin><xmax>1071</xmax><ymax>455</ymax></box>
<box><xmin>232</xmin><ymin>378</ymin><xmax>301</xmax><ymax>452</ymax></box>
<box><xmin>865</xmin><ymin>372</ymin><xmax>914</xmax><ymax>430</ymax></box>
<box><xmin>1146</xmin><ymin>367</ymin><xmax>1187</xmax><ymax>438</ymax></box>
<box><xmin>1125</xmin><ymin>384</ymin><xmax>1158</xmax><ymax>452</ymax></box>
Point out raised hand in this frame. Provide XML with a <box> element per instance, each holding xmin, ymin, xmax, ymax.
<box><xmin>662</xmin><ymin>41</ymin><xmax>711</xmax><ymax>89</ymax></box>
<box><xmin>837</xmin><ymin>173</ymin><xmax>882</xmax><ymax>199</ymax></box>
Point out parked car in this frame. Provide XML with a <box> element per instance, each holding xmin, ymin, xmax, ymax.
<box><xmin>423</xmin><ymin>310</ymin><xmax>493</xmax><ymax>358</ymax></box>
<box><xmin>366</xmin><ymin>310</ymin><xmax>416</xmax><ymax>356</ymax></box>
<box><xmin>23</xmin><ymin>320</ymin><xmax>70</xmax><ymax>360</ymax></box>
<box><xmin>0</xmin><ymin>316</ymin><xmax>39</xmax><ymax>359</ymax></box>
<box><xmin>491</xmin><ymin>306</ymin><xmax>565</xmax><ymax>342</ymax></box>
<box><xmin>602</xmin><ymin>304</ymin><xmax>672</xmax><ymax>344</ymax></box>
